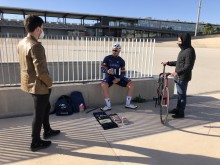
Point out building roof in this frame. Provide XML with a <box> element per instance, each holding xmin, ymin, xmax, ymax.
<box><xmin>1</xmin><ymin>6</ymin><xmax>211</xmax><ymax>25</ymax></box>
<box><xmin>0</xmin><ymin>6</ymin><xmax>138</xmax><ymax>21</ymax></box>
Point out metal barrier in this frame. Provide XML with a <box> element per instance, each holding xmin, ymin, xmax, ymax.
<box><xmin>0</xmin><ymin>34</ymin><xmax>155</xmax><ymax>87</ymax></box>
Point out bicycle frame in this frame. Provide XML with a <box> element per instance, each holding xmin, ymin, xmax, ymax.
<box><xmin>153</xmin><ymin>64</ymin><xmax>171</xmax><ymax>124</ymax></box>
<box><xmin>154</xmin><ymin>64</ymin><xmax>169</xmax><ymax>106</ymax></box>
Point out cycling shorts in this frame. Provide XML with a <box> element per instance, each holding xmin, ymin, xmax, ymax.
<box><xmin>102</xmin><ymin>75</ymin><xmax>131</xmax><ymax>87</ymax></box>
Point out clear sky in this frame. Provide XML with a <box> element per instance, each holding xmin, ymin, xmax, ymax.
<box><xmin>0</xmin><ymin>0</ymin><xmax>219</xmax><ymax>24</ymax></box>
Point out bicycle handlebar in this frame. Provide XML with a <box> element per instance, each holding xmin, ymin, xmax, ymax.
<box><xmin>159</xmin><ymin>72</ymin><xmax>171</xmax><ymax>79</ymax></box>
<box><xmin>165</xmin><ymin>72</ymin><xmax>171</xmax><ymax>77</ymax></box>
<box><xmin>158</xmin><ymin>63</ymin><xmax>172</xmax><ymax>79</ymax></box>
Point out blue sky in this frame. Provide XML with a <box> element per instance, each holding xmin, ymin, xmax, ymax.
<box><xmin>0</xmin><ymin>0</ymin><xmax>219</xmax><ymax>24</ymax></box>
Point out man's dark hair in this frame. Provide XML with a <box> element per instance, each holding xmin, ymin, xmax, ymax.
<box><xmin>24</xmin><ymin>15</ymin><xmax>44</xmax><ymax>33</ymax></box>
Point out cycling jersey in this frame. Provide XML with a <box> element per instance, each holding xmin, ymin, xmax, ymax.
<box><xmin>101</xmin><ymin>55</ymin><xmax>126</xmax><ymax>79</ymax></box>
<box><xmin>101</xmin><ymin>55</ymin><xmax>131</xmax><ymax>87</ymax></box>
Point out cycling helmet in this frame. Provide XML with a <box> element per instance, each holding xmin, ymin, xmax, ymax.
<box><xmin>112</xmin><ymin>43</ymin><xmax>121</xmax><ymax>50</ymax></box>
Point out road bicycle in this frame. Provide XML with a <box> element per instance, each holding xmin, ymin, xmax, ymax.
<box><xmin>153</xmin><ymin>64</ymin><xmax>171</xmax><ymax>124</ymax></box>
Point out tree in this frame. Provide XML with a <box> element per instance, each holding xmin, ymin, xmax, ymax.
<box><xmin>214</xmin><ymin>26</ymin><xmax>220</xmax><ymax>34</ymax></box>
<box><xmin>202</xmin><ymin>23</ymin><xmax>214</xmax><ymax>35</ymax></box>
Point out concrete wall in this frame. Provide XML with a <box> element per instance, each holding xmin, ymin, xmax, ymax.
<box><xmin>0</xmin><ymin>78</ymin><xmax>174</xmax><ymax>118</ymax></box>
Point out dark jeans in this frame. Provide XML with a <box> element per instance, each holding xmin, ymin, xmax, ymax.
<box><xmin>31</xmin><ymin>89</ymin><xmax>51</xmax><ymax>141</ymax></box>
<box><xmin>174</xmin><ymin>79</ymin><xmax>188</xmax><ymax>115</ymax></box>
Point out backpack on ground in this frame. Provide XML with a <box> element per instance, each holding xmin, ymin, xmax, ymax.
<box><xmin>70</xmin><ymin>91</ymin><xmax>86</xmax><ymax>112</ymax></box>
<box><xmin>54</xmin><ymin>95</ymin><xmax>74</xmax><ymax>116</ymax></box>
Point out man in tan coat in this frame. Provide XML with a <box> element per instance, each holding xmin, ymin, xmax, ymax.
<box><xmin>18</xmin><ymin>15</ymin><xmax>60</xmax><ymax>152</ymax></box>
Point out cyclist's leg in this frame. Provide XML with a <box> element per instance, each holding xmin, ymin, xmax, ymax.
<box><xmin>101</xmin><ymin>75</ymin><xmax>114</xmax><ymax>109</ymax></box>
<box><xmin>116</xmin><ymin>77</ymin><xmax>132</xmax><ymax>89</ymax></box>
<box><xmin>117</xmin><ymin>77</ymin><xmax>137</xmax><ymax>109</ymax></box>
<box><xmin>127</xmin><ymin>81</ymin><xmax>134</xmax><ymax>97</ymax></box>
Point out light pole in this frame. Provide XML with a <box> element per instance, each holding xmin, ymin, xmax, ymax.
<box><xmin>195</xmin><ymin>0</ymin><xmax>202</xmax><ymax>36</ymax></box>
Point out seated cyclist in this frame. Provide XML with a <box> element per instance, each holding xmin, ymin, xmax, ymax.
<box><xmin>100</xmin><ymin>43</ymin><xmax>138</xmax><ymax>111</ymax></box>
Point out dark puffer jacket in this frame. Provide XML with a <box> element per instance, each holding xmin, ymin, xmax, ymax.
<box><xmin>167</xmin><ymin>33</ymin><xmax>196</xmax><ymax>81</ymax></box>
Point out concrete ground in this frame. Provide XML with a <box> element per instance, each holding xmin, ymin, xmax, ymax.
<box><xmin>0</xmin><ymin>92</ymin><xmax>220</xmax><ymax>165</ymax></box>
<box><xmin>1</xmin><ymin>39</ymin><xmax>220</xmax><ymax>165</ymax></box>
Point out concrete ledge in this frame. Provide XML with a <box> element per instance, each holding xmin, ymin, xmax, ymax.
<box><xmin>0</xmin><ymin>78</ymin><xmax>174</xmax><ymax>118</ymax></box>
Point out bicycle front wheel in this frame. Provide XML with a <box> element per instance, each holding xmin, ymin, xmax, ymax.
<box><xmin>160</xmin><ymin>87</ymin><xmax>169</xmax><ymax>124</ymax></box>
<box><xmin>157</xmin><ymin>83</ymin><xmax>163</xmax><ymax>106</ymax></box>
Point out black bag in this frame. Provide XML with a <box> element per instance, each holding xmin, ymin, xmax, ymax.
<box><xmin>93</xmin><ymin>111</ymin><xmax>118</xmax><ymax>130</ymax></box>
<box><xmin>54</xmin><ymin>95</ymin><xmax>74</xmax><ymax>116</ymax></box>
<box><xmin>70</xmin><ymin>91</ymin><xmax>86</xmax><ymax>112</ymax></box>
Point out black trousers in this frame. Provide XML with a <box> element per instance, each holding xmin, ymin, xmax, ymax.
<box><xmin>31</xmin><ymin>89</ymin><xmax>51</xmax><ymax>141</ymax></box>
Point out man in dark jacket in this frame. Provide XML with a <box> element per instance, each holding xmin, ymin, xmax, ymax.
<box><xmin>162</xmin><ymin>33</ymin><xmax>196</xmax><ymax>118</ymax></box>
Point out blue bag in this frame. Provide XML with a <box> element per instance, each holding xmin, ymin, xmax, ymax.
<box><xmin>70</xmin><ymin>91</ymin><xmax>86</xmax><ymax>112</ymax></box>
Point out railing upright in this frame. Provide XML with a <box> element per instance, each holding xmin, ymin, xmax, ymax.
<box><xmin>0</xmin><ymin>35</ymin><xmax>155</xmax><ymax>87</ymax></box>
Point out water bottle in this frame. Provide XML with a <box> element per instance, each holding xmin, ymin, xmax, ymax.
<box><xmin>79</xmin><ymin>103</ymin><xmax>84</xmax><ymax>112</ymax></box>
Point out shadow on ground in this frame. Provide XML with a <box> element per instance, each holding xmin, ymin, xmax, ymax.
<box><xmin>0</xmin><ymin>95</ymin><xmax>219</xmax><ymax>165</ymax></box>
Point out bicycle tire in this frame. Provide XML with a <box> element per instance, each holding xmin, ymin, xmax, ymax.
<box><xmin>160</xmin><ymin>86</ymin><xmax>169</xmax><ymax>124</ymax></box>
<box><xmin>157</xmin><ymin>83</ymin><xmax>164</xmax><ymax>106</ymax></box>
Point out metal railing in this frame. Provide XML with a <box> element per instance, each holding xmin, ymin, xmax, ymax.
<box><xmin>0</xmin><ymin>34</ymin><xmax>155</xmax><ymax>87</ymax></box>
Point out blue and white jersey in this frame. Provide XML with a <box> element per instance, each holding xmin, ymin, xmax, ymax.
<box><xmin>101</xmin><ymin>55</ymin><xmax>126</xmax><ymax>79</ymax></box>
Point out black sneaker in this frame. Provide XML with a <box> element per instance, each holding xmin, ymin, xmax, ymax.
<box><xmin>172</xmin><ymin>114</ymin><xmax>185</xmax><ymax>119</ymax></box>
<box><xmin>43</xmin><ymin>129</ymin><xmax>60</xmax><ymax>139</ymax></box>
<box><xmin>30</xmin><ymin>139</ymin><xmax>51</xmax><ymax>152</ymax></box>
<box><xmin>169</xmin><ymin>108</ymin><xmax>178</xmax><ymax>114</ymax></box>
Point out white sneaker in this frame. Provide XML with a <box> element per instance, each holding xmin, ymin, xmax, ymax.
<box><xmin>100</xmin><ymin>106</ymin><xmax>111</xmax><ymax>111</ymax></box>
<box><xmin>125</xmin><ymin>104</ymin><xmax>138</xmax><ymax>109</ymax></box>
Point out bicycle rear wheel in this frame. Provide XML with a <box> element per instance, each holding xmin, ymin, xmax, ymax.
<box><xmin>160</xmin><ymin>87</ymin><xmax>169</xmax><ymax>124</ymax></box>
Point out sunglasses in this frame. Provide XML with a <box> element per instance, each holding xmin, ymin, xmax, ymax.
<box><xmin>112</xmin><ymin>50</ymin><xmax>118</xmax><ymax>52</ymax></box>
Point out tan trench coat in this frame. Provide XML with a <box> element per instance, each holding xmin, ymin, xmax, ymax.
<box><xmin>17</xmin><ymin>35</ymin><xmax>52</xmax><ymax>94</ymax></box>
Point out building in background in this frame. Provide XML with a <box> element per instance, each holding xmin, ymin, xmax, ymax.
<box><xmin>0</xmin><ymin>6</ymin><xmax>219</xmax><ymax>38</ymax></box>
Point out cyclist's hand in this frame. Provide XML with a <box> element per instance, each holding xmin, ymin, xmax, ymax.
<box><xmin>161</xmin><ymin>61</ymin><xmax>168</xmax><ymax>65</ymax></box>
<box><xmin>171</xmin><ymin>72</ymin><xmax>178</xmax><ymax>77</ymax></box>
<box><xmin>107</xmin><ymin>68</ymin><xmax>114</xmax><ymax>75</ymax></box>
<box><xmin>113</xmin><ymin>78</ymin><xmax>120</xmax><ymax>84</ymax></box>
